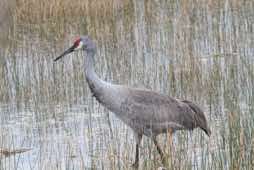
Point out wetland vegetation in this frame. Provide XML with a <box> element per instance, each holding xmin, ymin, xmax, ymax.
<box><xmin>0</xmin><ymin>0</ymin><xmax>253</xmax><ymax>169</ymax></box>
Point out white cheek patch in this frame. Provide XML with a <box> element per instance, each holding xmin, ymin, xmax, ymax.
<box><xmin>75</xmin><ymin>41</ymin><xmax>83</xmax><ymax>51</ymax></box>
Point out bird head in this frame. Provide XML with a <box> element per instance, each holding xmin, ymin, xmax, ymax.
<box><xmin>54</xmin><ymin>36</ymin><xmax>96</xmax><ymax>61</ymax></box>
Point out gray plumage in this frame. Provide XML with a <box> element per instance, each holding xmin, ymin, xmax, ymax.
<box><xmin>55</xmin><ymin>36</ymin><xmax>211</xmax><ymax>168</ymax></box>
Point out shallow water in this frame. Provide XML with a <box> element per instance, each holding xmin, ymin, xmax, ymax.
<box><xmin>0</xmin><ymin>0</ymin><xmax>254</xmax><ymax>169</ymax></box>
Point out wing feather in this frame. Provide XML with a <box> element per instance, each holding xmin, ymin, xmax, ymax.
<box><xmin>120</xmin><ymin>89</ymin><xmax>198</xmax><ymax>133</ymax></box>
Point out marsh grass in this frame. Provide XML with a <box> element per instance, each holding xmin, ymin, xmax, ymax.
<box><xmin>0</xmin><ymin>0</ymin><xmax>254</xmax><ymax>169</ymax></box>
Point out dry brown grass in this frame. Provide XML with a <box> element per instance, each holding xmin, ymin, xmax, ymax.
<box><xmin>0</xmin><ymin>0</ymin><xmax>136</xmax><ymax>43</ymax></box>
<box><xmin>15</xmin><ymin>0</ymin><xmax>111</xmax><ymax>23</ymax></box>
<box><xmin>3</xmin><ymin>0</ymin><xmax>248</xmax><ymax>43</ymax></box>
<box><xmin>0</xmin><ymin>148</ymin><xmax>32</xmax><ymax>157</ymax></box>
<box><xmin>0</xmin><ymin>0</ymin><xmax>253</xmax><ymax>169</ymax></box>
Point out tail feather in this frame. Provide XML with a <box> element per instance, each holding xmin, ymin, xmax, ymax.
<box><xmin>201</xmin><ymin>127</ymin><xmax>211</xmax><ymax>136</ymax></box>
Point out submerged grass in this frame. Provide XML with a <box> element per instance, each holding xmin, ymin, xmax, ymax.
<box><xmin>0</xmin><ymin>0</ymin><xmax>254</xmax><ymax>169</ymax></box>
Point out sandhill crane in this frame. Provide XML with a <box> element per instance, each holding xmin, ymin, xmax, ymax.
<box><xmin>54</xmin><ymin>36</ymin><xmax>211</xmax><ymax>168</ymax></box>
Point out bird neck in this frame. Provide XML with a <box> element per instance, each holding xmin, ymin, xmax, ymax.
<box><xmin>84</xmin><ymin>50</ymin><xmax>105</xmax><ymax>100</ymax></box>
<box><xmin>84</xmin><ymin>49</ymin><xmax>125</xmax><ymax>115</ymax></box>
<box><xmin>85</xmin><ymin>50</ymin><xmax>96</xmax><ymax>77</ymax></box>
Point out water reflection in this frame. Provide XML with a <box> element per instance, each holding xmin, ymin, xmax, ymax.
<box><xmin>1</xmin><ymin>0</ymin><xmax>254</xmax><ymax>169</ymax></box>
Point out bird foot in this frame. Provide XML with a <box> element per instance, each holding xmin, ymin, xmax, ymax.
<box><xmin>161</xmin><ymin>154</ymin><xmax>172</xmax><ymax>168</ymax></box>
<box><xmin>162</xmin><ymin>159</ymin><xmax>168</xmax><ymax>167</ymax></box>
<box><xmin>131</xmin><ymin>162</ymin><xmax>139</xmax><ymax>169</ymax></box>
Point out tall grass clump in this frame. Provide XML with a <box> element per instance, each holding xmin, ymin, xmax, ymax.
<box><xmin>0</xmin><ymin>0</ymin><xmax>253</xmax><ymax>169</ymax></box>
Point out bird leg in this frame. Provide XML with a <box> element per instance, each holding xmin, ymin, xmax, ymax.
<box><xmin>167</xmin><ymin>128</ymin><xmax>173</xmax><ymax>152</ymax></box>
<box><xmin>165</xmin><ymin>128</ymin><xmax>173</xmax><ymax>167</ymax></box>
<box><xmin>132</xmin><ymin>143</ymin><xmax>140</xmax><ymax>168</ymax></box>
<box><xmin>132</xmin><ymin>133</ymin><xmax>142</xmax><ymax>168</ymax></box>
<box><xmin>153</xmin><ymin>137</ymin><xmax>166</xmax><ymax>164</ymax></box>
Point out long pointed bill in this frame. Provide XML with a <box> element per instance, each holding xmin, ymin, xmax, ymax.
<box><xmin>54</xmin><ymin>45</ymin><xmax>75</xmax><ymax>62</ymax></box>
